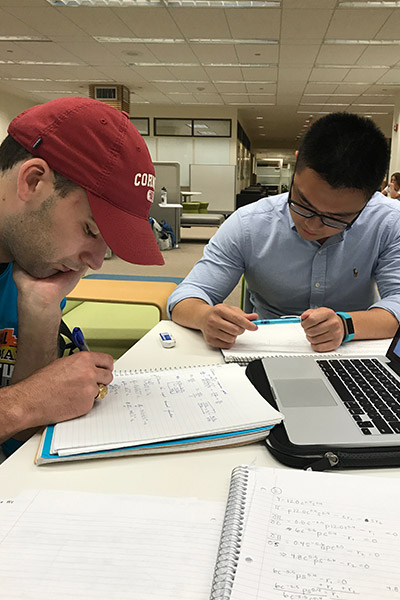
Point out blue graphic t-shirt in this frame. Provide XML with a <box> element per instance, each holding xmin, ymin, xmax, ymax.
<box><xmin>0</xmin><ymin>263</ymin><xmax>66</xmax><ymax>457</ymax></box>
<box><xmin>0</xmin><ymin>263</ymin><xmax>18</xmax><ymax>387</ymax></box>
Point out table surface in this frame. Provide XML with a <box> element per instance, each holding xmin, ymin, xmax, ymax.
<box><xmin>1</xmin><ymin>320</ymin><xmax>399</xmax><ymax>500</ymax></box>
<box><xmin>180</xmin><ymin>191</ymin><xmax>202</xmax><ymax>196</ymax></box>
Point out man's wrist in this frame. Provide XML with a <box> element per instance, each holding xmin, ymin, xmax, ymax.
<box><xmin>336</xmin><ymin>312</ymin><xmax>355</xmax><ymax>343</ymax></box>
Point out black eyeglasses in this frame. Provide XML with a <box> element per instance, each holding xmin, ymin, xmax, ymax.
<box><xmin>288</xmin><ymin>179</ymin><xmax>366</xmax><ymax>231</ymax></box>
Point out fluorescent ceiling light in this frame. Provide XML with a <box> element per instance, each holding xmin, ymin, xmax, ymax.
<box><xmin>227</xmin><ymin>102</ymin><xmax>275</xmax><ymax>105</ymax></box>
<box><xmin>152</xmin><ymin>80</ymin><xmax>209</xmax><ymax>83</ymax></box>
<box><xmin>300</xmin><ymin>103</ymin><xmax>350</xmax><ymax>106</ymax></box>
<box><xmin>315</xmin><ymin>63</ymin><xmax>391</xmax><ymax>69</ymax></box>
<box><xmin>353</xmin><ymin>103</ymin><xmax>394</xmax><ymax>106</ymax></box>
<box><xmin>338</xmin><ymin>2</ymin><xmax>400</xmax><ymax>6</ymax></box>
<box><xmin>215</xmin><ymin>80</ymin><xmax>276</xmax><ymax>83</ymax></box>
<box><xmin>325</xmin><ymin>39</ymin><xmax>400</xmax><ymax>45</ymax></box>
<box><xmin>48</xmin><ymin>0</ymin><xmax>281</xmax><ymax>6</ymax></box>
<box><xmin>98</xmin><ymin>36</ymin><xmax>278</xmax><ymax>44</ymax></box>
<box><xmin>21</xmin><ymin>60</ymin><xmax>81</xmax><ymax>66</ymax></box>
<box><xmin>205</xmin><ymin>63</ymin><xmax>276</xmax><ymax>67</ymax></box>
<box><xmin>303</xmin><ymin>93</ymin><xmax>359</xmax><ymax>96</ymax></box>
<box><xmin>256</xmin><ymin>116</ymin><xmax>263</xmax><ymax>119</ymax></box>
<box><xmin>0</xmin><ymin>36</ymin><xmax>50</xmax><ymax>42</ymax></box>
<box><xmin>131</xmin><ymin>62</ymin><xmax>199</xmax><ymax>66</ymax></box>
<box><xmin>1</xmin><ymin>77</ymin><xmax>51</xmax><ymax>81</ymax></box>
<box><xmin>96</xmin><ymin>37</ymin><xmax>185</xmax><ymax>43</ymax></box>
<box><xmin>30</xmin><ymin>90</ymin><xmax>76</xmax><ymax>93</ymax></box>
<box><xmin>190</xmin><ymin>39</ymin><xmax>278</xmax><ymax>44</ymax></box>
<box><xmin>222</xmin><ymin>92</ymin><xmax>275</xmax><ymax>95</ymax></box>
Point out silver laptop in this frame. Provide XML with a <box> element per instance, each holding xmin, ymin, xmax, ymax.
<box><xmin>261</xmin><ymin>326</ymin><xmax>400</xmax><ymax>447</ymax></box>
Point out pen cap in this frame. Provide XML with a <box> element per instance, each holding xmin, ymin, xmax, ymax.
<box><xmin>8</xmin><ymin>97</ymin><xmax>164</xmax><ymax>266</ymax></box>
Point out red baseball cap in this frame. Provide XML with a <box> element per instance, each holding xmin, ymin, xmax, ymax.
<box><xmin>8</xmin><ymin>96</ymin><xmax>164</xmax><ymax>265</ymax></box>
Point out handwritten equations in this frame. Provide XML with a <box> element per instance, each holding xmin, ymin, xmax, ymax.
<box><xmin>51</xmin><ymin>364</ymin><xmax>282</xmax><ymax>457</ymax></box>
<box><xmin>228</xmin><ymin>467</ymin><xmax>400</xmax><ymax>599</ymax></box>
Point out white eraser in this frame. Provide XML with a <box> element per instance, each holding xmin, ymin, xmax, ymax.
<box><xmin>159</xmin><ymin>332</ymin><xmax>176</xmax><ymax>348</ymax></box>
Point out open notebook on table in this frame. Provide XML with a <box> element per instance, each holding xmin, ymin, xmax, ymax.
<box><xmin>221</xmin><ymin>322</ymin><xmax>392</xmax><ymax>366</ymax></box>
<box><xmin>210</xmin><ymin>465</ymin><xmax>400</xmax><ymax>599</ymax></box>
<box><xmin>2</xmin><ymin>467</ymin><xmax>399</xmax><ymax>599</ymax></box>
<box><xmin>36</xmin><ymin>363</ymin><xmax>283</xmax><ymax>465</ymax></box>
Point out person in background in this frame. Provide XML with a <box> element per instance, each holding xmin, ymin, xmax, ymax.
<box><xmin>168</xmin><ymin>112</ymin><xmax>400</xmax><ymax>353</ymax></box>
<box><xmin>381</xmin><ymin>172</ymin><xmax>400</xmax><ymax>200</ymax></box>
<box><xmin>0</xmin><ymin>96</ymin><xmax>163</xmax><ymax>450</ymax></box>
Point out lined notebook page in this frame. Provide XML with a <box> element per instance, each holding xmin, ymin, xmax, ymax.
<box><xmin>222</xmin><ymin>323</ymin><xmax>391</xmax><ymax>361</ymax></box>
<box><xmin>52</xmin><ymin>363</ymin><xmax>282</xmax><ymax>456</ymax></box>
<box><xmin>230</xmin><ymin>467</ymin><xmax>400</xmax><ymax>599</ymax></box>
<box><xmin>0</xmin><ymin>489</ymin><xmax>224</xmax><ymax>600</ymax></box>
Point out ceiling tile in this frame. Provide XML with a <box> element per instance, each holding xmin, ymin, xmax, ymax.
<box><xmin>309</xmin><ymin>67</ymin><xmax>349</xmax><ymax>81</ymax></box>
<box><xmin>204</xmin><ymin>66</ymin><xmax>242</xmax><ymax>80</ymax></box>
<box><xmin>183</xmin><ymin>82</ymin><xmax>215</xmax><ymax>93</ymax></box>
<box><xmin>130</xmin><ymin>65</ymin><xmax>176</xmax><ymax>80</ymax></box>
<box><xmin>357</xmin><ymin>46</ymin><xmax>400</xmax><ymax>66</ymax></box>
<box><xmin>246</xmin><ymin>82</ymin><xmax>276</xmax><ymax>93</ymax></box>
<box><xmin>115</xmin><ymin>7</ymin><xmax>182</xmax><ymax>38</ymax></box>
<box><xmin>377</xmin><ymin>69</ymin><xmax>400</xmax><ymax>85</ymax></box>
<box><xmin>5</xmin><ymin>6</ymin><xmax>90</xmax><ymax>40</ymax></box>
<box><xmin>192</xmin><ymin>93</ymin><xmax>223</xmax><ymax>104</ymax></box>
<box><xmin>240</xmin><ymin>66</ymin><xmax>277</xmax><ymax>80</ymax></box>
<box><xmin>220</xmin><ymin>94</ymin><xmax>249</xmax><ymax>103</ymax></box>
<box><xmin>225</xmin><ymin>8</ymin><xmax>281</xmax><ymax>39</ymax></box>
<box><xmin>316</xmin><ymin>45</ymin><xmax>365</xmax><ymax>65</ymax></box>
<box><xmin>249</xmin><ymin>94</ymin><xmax>276</xmax><ymax>104</ymax></box>
<box><xmin>281</xmin><ymin>9</ymin><xmax>332</xmax><ymax>41</ymax></box>
<box><xmin>214</xmin><ymin>82</ymin><xmax>247</xmax><ymax>93</ymax></box>
<box><xmin>235</xmin><ymin>45</ymin><xmax>279</xmax><ymax>64</ymax></box>
<box><xmin>278</xmin><ymin>66</ymin><xmax>312</xmax><ymax>82</ymax></box>
<box><xmin>169</xmin><ymin>7</ymin><xmax>230</xmax><ymax>39</ymax></box>
<box><xmin>304</xmin><ymin>82</ymin><xmax>338</xmax><ymax>93</ymax></box>
<box><xmin>47</xmin><ymin>6</ymin><xmax>133</xmax><ymax>38</ymax></box>
<box><xmin>95</xmin><ymin>65</ymin><xmax>148</xmax><ymax>84</ymax></box>
<box><xmin>167</xmin><ymin>65</ymin><xmax>208</xmax><ymax>80</ymax></box>
<box><xmin>276</xmin><ymin>93</ymin><xmax>302</xmax><ymax>105</ymax></box>
<box><xmin>342</xmin><ymin>68</ymin><xmax>388</xmax><ymax>83</ymax></box>
<box><xmin>376</xmin><ymin>9</ymin><xmax>400</xmax><ymax>39</ymax></box>
<box><xmin>190</xmin><ymin>44</ymin><xmax>237</xmax><ymax>64</ymax></box>
<box><xmin>147</xmin><ymin>43</ymin><xmax>198</xmax><ymax>63</ymax></box>
<box><xmin>153</xmin><ymin>82</ymin><xmax>187</xmax><ymax>93</ymax></box>
<box><xmin>0</xmin><ymin>7</ymin><xmax>43</xmax><ymax>36</ymax></box>
<box><xmin>279</xmin><ymin>44</ymin><xmax>320</xmax><ymax>65</ymax></box>
<box><xmin>44</xmin><ymin>41</ymin><xmax>120</xmax><ymax>65</ymax></box>
<box><xmin>326</xmin><ymin>8</ymin><xmax>390</xmax><ymax>38</ymax></box>
<box><xmin>334</xmin><ymin>83</ymin><xmax>371</xmax><ymax>94</ymax></box>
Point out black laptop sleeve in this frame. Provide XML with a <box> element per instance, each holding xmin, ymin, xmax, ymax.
<box><xmin>246</xmin><ymin>358</ymin><xmax>400</xmax><ymax>471</ymax></box>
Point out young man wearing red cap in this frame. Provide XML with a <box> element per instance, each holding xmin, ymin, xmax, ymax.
<box><xmin>0</xmin><ymin>96</ymin><xmax>163</xmax><ymax>452</ymax></box>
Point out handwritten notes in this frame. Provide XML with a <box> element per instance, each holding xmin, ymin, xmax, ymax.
<box><xmin>51</xmin><ymin>364</ymin><xmax>282</xmax><ymax>457</ymax></box>
<box><xmin>228</xmin><ymin>467</ymin><xmax>400</xmax><ymax>599</ymax></box>
<box><xmin>0</xmin><ymin>490</ymin><xmax>224</xmax><ymax>599</ymax></box>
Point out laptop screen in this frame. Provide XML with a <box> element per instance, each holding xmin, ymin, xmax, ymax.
<box><xmin>385</xmin><ymin>324</ymin><xmax>400</xmax><ymax>371</ymax></box>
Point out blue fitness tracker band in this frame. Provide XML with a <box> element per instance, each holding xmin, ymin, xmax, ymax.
<box><xmin>336</xmin><ymin>311</ymin><xmax>355</xmax><ymax>343</ymax></box>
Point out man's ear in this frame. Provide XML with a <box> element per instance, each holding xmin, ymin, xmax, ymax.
<box><xmin>16</xmin><ymin>158</ymin><xmax>54</xmax><ymax>206</ymax></box>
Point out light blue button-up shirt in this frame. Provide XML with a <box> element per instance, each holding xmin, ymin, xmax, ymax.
<box><xmin>168</xmin><ymin>192</ymin><xmax>400</xmax><ymax>321</ymax></box>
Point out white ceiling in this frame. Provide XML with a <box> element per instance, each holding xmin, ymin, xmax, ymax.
<box><xmin>0</xmin><ymin>0</ymin><xmax>400</xmax><ymax>153</ymax></box>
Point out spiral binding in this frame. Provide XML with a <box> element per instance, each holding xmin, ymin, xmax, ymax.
<box><xmin>210</xmin><ymin>465</ymin><xmax>249</xmax><ymax>599</ymax></box>
<box><xmin>114</xmin><ymin>363</ymin><xmax>219</xmax><ymax>376</ymax></box>
<box><xmin>226</xmin><ymin>352</ymin><xmax>341</xmax><ymax>367</ymax></box>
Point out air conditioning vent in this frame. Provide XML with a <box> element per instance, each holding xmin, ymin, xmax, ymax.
<box><xmin>89</xmin><ymin>84</ymin><xmax>130</xmax><ymax>114</ymax></box>
<box><xmin>94</xmin><ymin>87</ymin><xmax>117</xmax><ymax>100</ymax></box>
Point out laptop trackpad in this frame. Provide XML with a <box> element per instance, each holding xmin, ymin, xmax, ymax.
<box><xmin>274</xmin><ymin>379</ymin><xmax>338</xmax><ymax>408</ymax></box>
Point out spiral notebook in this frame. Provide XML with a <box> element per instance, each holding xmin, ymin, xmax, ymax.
<box><xmin>210</xmin><ymin>465</ymin><xmax>400</xmax><ymax>599</ymax></box>
<box><xmin>35</xmin><ymin>364</ymin><xmax>283</xmax><ymax>465</ymax></box>
<box><xmin>221</xmin><ymin>322</ymin><xmax>392</xmax><ymax>366</ymax></box>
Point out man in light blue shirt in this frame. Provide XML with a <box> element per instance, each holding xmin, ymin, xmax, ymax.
<box><xmin>168</xmin><ymin>112</ymin><xmax>400</xmax><ymax>352</ymax></box>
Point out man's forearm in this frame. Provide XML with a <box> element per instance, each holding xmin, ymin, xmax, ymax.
<box><xmin>12</xmin><ymin>303</ymin><xmax>61</xmax><ymax>384</ymax></box>
<box><xmin>170</xmin><ymin>298</ymin><xmax>213</xmax><ymax>331</ymax></box>
<box><xmin>352</xmin><ymin>307</ymin><xmax>398</xmax><ymax>339</ymax></box>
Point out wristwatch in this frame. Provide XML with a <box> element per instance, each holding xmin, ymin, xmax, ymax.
<box><xmin>336</xmin><ymin>312</ymin><xmax>355</xmax><ymax>343</ymax></box>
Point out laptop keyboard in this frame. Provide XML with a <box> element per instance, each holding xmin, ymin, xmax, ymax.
<box><xmin>317</xmin><ymin>358</ymin><xmax>400</xmax><ymax>436</ymax></box>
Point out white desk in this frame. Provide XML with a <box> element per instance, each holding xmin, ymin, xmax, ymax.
<box><xmin>1</xmin><ymin>321</ymin><xmax>400</xmax><ymax>500</ymax></box>
<box><xmin>180</xmin><ymin>191</ymin><xmax>202</xmax><ymax>203</ymax></box>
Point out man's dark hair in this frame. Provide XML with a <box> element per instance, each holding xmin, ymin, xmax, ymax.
<box><xmin>296</xmin><ymin>112</ymin><xmax>389</xmax><ymax>198</ymax></box>
<box><xmin>0</xmin><ymin>134</ymin><xmax>79</xmax><ymax>197</ymax></box>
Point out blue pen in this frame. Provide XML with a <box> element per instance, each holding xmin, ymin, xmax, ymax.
<box><xmin>72</xmin><ymin>326</ymin><xmax>90</xmax><ymax>351</ymax></box>
<box><xmin>71</xmin><ymin>327</ymin><xmax>108</xmax><ymax>399</ymax></box>
<box><xmin>252</xmin><ymin>317</ymin><xmax>301</xmax><ymax>325</ymax></box>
